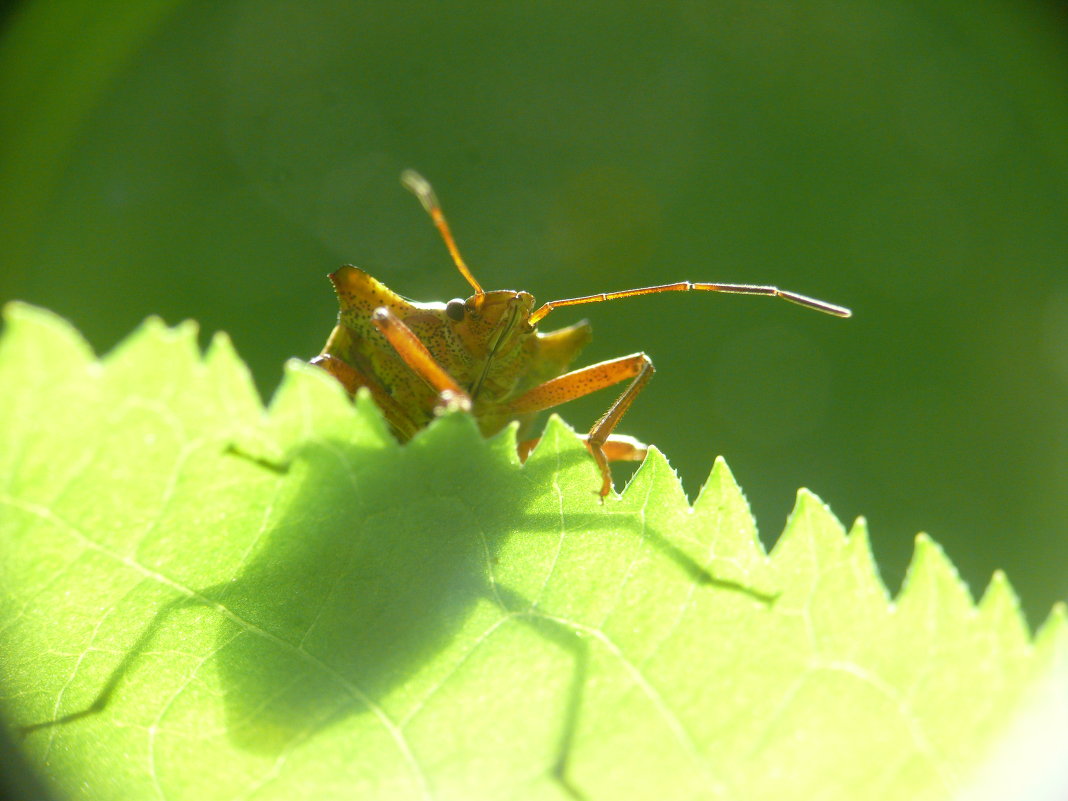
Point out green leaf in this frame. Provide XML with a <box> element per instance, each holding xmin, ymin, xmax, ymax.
<box><xmin>1</xmin><ymin>302</ymin><xmax>1064</xmax><ymax>801</ymax></box>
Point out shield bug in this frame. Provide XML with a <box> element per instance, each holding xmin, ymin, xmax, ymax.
<box><xmin>312</xmin><ymin>171</ymin><xmax>851</xmax><ymax>496</ymax></box>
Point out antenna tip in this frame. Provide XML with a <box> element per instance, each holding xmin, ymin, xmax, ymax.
<box><xmin>782</xmin><ymin>289</ymin><xmax>853</xmax><ymax>318</ymax></box>
<box><xmin>401</xmin><ymin>169</ymin><xmax>438</xmax><ymax>212</ymax></box>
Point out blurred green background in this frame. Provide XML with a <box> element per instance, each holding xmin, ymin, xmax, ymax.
<box><xmin>1</xmin><ymin>0</ymin><xmax>1066</xmax><ymax>626</ymax></box>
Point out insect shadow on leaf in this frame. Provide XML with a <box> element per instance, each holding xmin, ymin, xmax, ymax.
<box><xmin>20</xmin><ymin>413</ymin><xmax>776</xmax><ymax>798</ymax></box>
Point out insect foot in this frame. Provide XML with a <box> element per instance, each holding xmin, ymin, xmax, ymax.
<box><xmin>435</xmin><ymin>388</ymin><xmax>473</xmax><ymax>416</ymax></box>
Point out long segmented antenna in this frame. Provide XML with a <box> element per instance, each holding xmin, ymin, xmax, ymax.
<box><xmin>401</xmin><ymin>170</ymin><xmax>484</xmax><ymax>295</ymax></box>
<box><xmin>527</xmin><ymin>281</ymin><xmax>852</xmax><ymax>326</ymax></box>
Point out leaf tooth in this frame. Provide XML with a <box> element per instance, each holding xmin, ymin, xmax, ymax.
<box><xmin>409</xmin><ymin>403</ymin><xmax>483</xmax><ymax>454</ymax></box>
<box><xmin>205</xmin><ymin>330</ymin><xmax>264</xmax><ymax>421</ymax></box>
<box><xmin>770</xmin><ymin>487</ymin><xmax>848</xmax><ymax>566</ymax></box>
<box><xmin>845</xmin><ymin>517</ymin><xmax>892</xmax><ymax>607</ymax></box>
<box><xmin>262</xmin><ymin>358</ymin><xmax>372</xmax><ymax>448</ymax></box>
<box><xmin>204</xmin><ymin>330</ymin><xmax>250</xmax><ymax>385</ymax></box>
<box><xmin>132</xmin><ymin>315</ymin><xmax>200</xmax><ymax>347</ymax></box>
<box><xmin>896</xmin><ymin>533</ymin><xmax>975</xmax><ymax>629</ymax></box>
<box><xmin>270</xmin><ymin>357</ymin><xmax>346</xmax><ymax>409</ymax></box>
<box><xmin>1034</xmin><ymin>602</ymin><xmax>1068</xmax><ymax>662</ymax></box>
<box><xmin>693</xmin><ymin>456</ymin><xmax>751</xmax><ymax>515</ymax></box>
<box><xmin>531</xmin><ymin>413</ymin><xmax>586</xmax><ymax>458</ymax></box>
<box><xmin>620</xmin><ymin>445</ymin><xmax>688</xmax><ymax>512</ymax></box>
<box><xmin>103</xmin><ymin>315</ymin><xmax>201</xmax><ymax>373</ymax></box>
<box><xmin>522</xmin><ymin>414</ymin><xmax>606</xmax><ymax>499</ymax></box>
<box><xmin>691</xmin><ymin>455</ymin><xmax>765</xmax><ymax>561</ymax></box>
<box><xmin>486</xmin><ymin>420</ymin><xmax>521</xmax><ymax>465</ymax></box>
<box><xmin>0</xmin><ymin>301</ymin><xmax>95</xmax><ymax>367</ymax></box>
<box><xmin>977</xmin><ymin>570</ymin><xmax>1030</xmax><ymax>652</ymax></box>
<box><xmin>350</xmin><ymin>388</ymin><xmax>402</xmax><ymax>449</ymax></box>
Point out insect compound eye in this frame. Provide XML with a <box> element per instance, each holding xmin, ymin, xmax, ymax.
<box><xmin>445</xmin><ymin>298</ymin><xmax>466</xmax><ymax>321</ymax></box>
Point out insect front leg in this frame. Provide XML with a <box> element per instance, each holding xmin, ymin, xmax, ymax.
<box><xmin>369</xmin><ymin>307</ymin><xmax>473</xmax><ymax>415</ymax></box>
<box><xmin>505</xmin><ymin>353</ymin><xmax>655</xmax><ymax>497</ymax></box>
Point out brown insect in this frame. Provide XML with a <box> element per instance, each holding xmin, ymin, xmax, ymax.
<box><xmin>312</xmin><ymin>171</ymin><xmax>851</xmax><ymax>496</ymax></box>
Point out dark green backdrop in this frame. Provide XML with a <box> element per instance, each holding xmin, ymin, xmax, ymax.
<box><xmin>2</xmin><ymin>0</ymin><xmax>1067</xmax><ymax>624</ymax></box>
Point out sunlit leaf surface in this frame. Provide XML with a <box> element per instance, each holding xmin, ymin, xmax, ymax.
<box><xmin>1</xmin><ymin>304</ymin><xmax>1064</xmax><ymax>801</ymax></box>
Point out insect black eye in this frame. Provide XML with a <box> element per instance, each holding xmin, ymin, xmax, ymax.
<box><xmin>445</xmin><ymin>298</ymin><xmax>466</xmax><ymax>321</ymax></box>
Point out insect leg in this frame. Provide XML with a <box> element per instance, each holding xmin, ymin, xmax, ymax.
<box><xmin>517</xmin><ymin>433</ymin><xmax>647</xmax><ymax>464</ymax></box>
<box><xmin>310</xmin><ymin>352</ymin><xmax>422</xmax><ymax>440</ymax></box>
<box><xmin>368</xmin><ymin>307</ymin><xmax>473</xmax><ymax>414</ymax></box>
<box><xmin>505</xmin><ymin>353</ymin><xmax>654</xmax><ymax>497</ymax></box>
<box><xmin>586</xmin><ymin>359</ymin><xmax>654</xmax><ymax>497</ymax></box>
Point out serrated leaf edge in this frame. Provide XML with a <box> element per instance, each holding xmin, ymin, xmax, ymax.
<box><xmin>1</xmin><ymin>304</ymin><xmax>1062</xmax><ymax>643</ymax></box>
